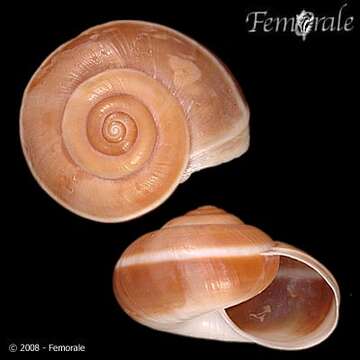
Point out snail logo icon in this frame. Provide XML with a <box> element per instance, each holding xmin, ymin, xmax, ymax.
<box><xmin>295</xmin><ymin>10</ymin><xmax>315</xmax><ymax>41</ymax></box>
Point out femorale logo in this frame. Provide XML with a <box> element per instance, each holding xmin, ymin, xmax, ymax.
<box><xmin>246</xmin><ymin>3</ymin><xmax>354</xmax><ymax>41</ymax></box>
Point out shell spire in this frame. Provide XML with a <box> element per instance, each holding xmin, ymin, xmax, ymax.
<box><xmin>20</xmin><ymin>21</ymin><xmax>249</xmax><ymax>222</ymax></box>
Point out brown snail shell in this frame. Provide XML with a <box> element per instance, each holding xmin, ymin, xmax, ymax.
<box><xmin>20</xmin><ymin>21</ymin><xmax>249</xmax><ymax>222</ymax></box>
<box><xmin>113</xmin><ymin>206</ymin><xmax>340</xmax><ymax>350</ymax></box>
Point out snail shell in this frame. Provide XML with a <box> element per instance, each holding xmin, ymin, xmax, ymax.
<box><xmin>113</xmin><ymin>206</ymin><xmax>340</xmax><ymax>350</ymax></box>
<box><xmin>20</xmin><ymin>21</ymin><xmax>249</xmax><ymax>222</ymax></box>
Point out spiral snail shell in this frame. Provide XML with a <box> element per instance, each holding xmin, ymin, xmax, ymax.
<box><xmin>113</xmin><ymin>206</ymin><xmax>340</xmax><ymax>350</ymax></box>
<box><xmin>20</xmin><ymin>21</ymin><xmax>249</xmax><ymax>222</ymax></box>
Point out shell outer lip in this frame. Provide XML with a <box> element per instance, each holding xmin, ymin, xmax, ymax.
<box><xmin>220</xmin><ymin>242</ymin><xmax>340</xmax><ymax>350</ymax></box>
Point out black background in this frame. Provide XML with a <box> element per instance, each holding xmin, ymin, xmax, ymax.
<box><xmin>4</xmin><ymin>0</ymin><xmax>357</xmax><ymax>357</ymax></box>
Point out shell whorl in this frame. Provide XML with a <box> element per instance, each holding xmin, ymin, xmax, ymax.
<box><xmin>113</xmin><ymin>206</ymin><xmax>340</xmax><ymax>350</ymax></box>
<box><xmin>20</xmin><ymin>21</ymin><xmax>250</xmax><ymax>222</ymax></box>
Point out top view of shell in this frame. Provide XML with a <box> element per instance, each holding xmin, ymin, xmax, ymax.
<box><xmin>20</xmin><ymin>20</ymin><xmax>250</xmax><ymax>222</ymax></box>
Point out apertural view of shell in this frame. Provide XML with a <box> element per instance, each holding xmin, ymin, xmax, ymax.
<box><xmin>20</xmin><ymin>21</ymin><xmax>249</xmax><ymax>222</ymax></box>
<box><xmin>113</xmin><ymin>206</ymin><xmax>340</xmax><ymax>350</ymax></box>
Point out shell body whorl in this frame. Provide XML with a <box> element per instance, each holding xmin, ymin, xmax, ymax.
<box><xmin>113</xmin><ymin>206</ymin><xmax>340</xmax><ymax>350</ymax></box>
<box><xmin>20</xmin><ymin>21</ymin><xmax>250</xmax><ymax>222</ymax></box>
<box><xmin>115</xmin><ymin>206</ymin><xmax>279</xmax><ymax>327</ymax></box>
